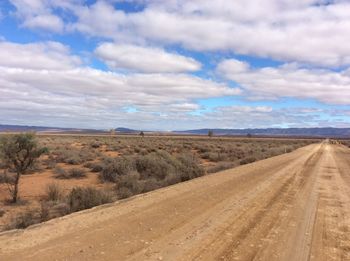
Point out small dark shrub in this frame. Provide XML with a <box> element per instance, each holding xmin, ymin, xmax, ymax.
<box><xmin>65</xmin><ymin>155</ymin><xmax>81</xmax><ymax>165</ymax></box>
<box><xmin>84</xmin><ymin>162</ymin><xmax>103</xmax><ymax>172</ymax></box>
<box><xmin>8</xmin><ymin>209</ymin><xmax>39</xmax><ymax>229</ymax></box>
<box><xmin>239</xmin><ymin>157</ymin><xmax>257</xmax><ymax>165</ymax></box>
<box><xmin>68</xmin><ymin>168</ymin><xmax>87</xmax><ymax>178</ymax></box>
<box><xmin>142</xmin><ymin>178</ymin><xmax>161</xmax><ymax>192</ymax></box>
<box><xmin>54</xmin><ymin>166</ymin><xmax>67</xmax><ymax>177</ymax></box>
<box><xmin>163</xmin><ymin>173</ymin><xmax>181</xmax><ymax>186</ymax></box>
<box><xmin>207</xmin><ymin>162</ymin><xmax>235</xmax><ymax>173</ymax></box>
<box><xmin>90</xmin><ymin>142</ymin><xmax>101</xmax><ymax>148</ymax></box>
<box><xmin>40</xmin><ymin>201</ymin><xmax>69</xmax><ymax>221</ymax></box>
<box><xmin>68</xmin><ymin>187</ymin><xmax>113</xmax><ymax>212</ymax></box>
<box><xmin>54</xmin><ymin>167</ymin><xmax>86</xmax><ymax>179</ymax></box>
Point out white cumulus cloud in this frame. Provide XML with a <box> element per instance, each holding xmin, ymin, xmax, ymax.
<box><xmin>0</xmin><ymin>40</ymin><xmax>239</xmax><ymax>128</ymax></box>
<box><xmin>95</xmin><ymin>43</ymin><xmax>201</xmax><ymax>73</ymax></box>
<box><xmin>67</xmin><ymin>0</ymin><xmax>350</xmax><ymax>67</ymax></box>
<box><xmin>218</xmin><ymin>58</ymin><xmax>350</xmax><ymax>105</ymax></box>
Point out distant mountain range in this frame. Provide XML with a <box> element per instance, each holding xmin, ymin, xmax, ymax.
<box><xmin>1</xmin><ymin>125</ymin><xmax>350</xmax><ymax>137</ymax></box>
<box><xmin>114</xmin><ymin>127</ymin><xmax>139</xmax><ymax>133</ymax></box>
<box><xmin>0</xmin><ymin>124</ymin><xmax>102</xmax><ymax>133</ymax></box>
<box><xmin>175</xmin><ymin>127</ymin><xmax>350</xmax><ymax>137</ymax></box>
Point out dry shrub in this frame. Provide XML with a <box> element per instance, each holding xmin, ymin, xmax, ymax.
<box><xmin>176</xmin><ymin>153</ymin><xmax>204</xmax><ymax>181</ymax></box>
<box><xmin>114</xmin><ymin>151</ymin><xmax>204</xmax><ymax>199</ymax></box>
<box><xmin>7</xmin><ymin>209</ymin><xmax>40</xmax><ymax>229</ymax></box>
<box><xmin>115</xmin><ymin>171</ymin><xmax>144</xmax><ymax>199</ymax></box>
<box><xmin>55</xmin><ymin>148</ymin><xmax>82</xmax><ymax>165</ymax></box>
<box><xmin>40</xmin><ymin>201</ymin><xmax>69</xmax><ymax>222</ymax></box>
<box><xmin>142</xmin><ymin>178</ymin><xmax>161</xmax><ymax>192</ymax></box>
<box><xmin>45</xmin><ymin>183</ymin><xmax>63</xmax><ymax>202</ymax></box>
<box><xmin>67</xmin><ymin>187</ymin><xmax>113</xmax><ymax>212</ymax></box>
<box><xmin>207</xmin><ymin>162</ymin><xmax>235</xmax><ymax>173</ymax></box>
<box><xmin>100</xmin><ymin>157</ymin><xmax>135</xmax><ymax>182</ymax></box>
<box><xmin>68</xmin><ymin>168</ymin><xmax>87</xmax><ymax>178</ymax></box>
<box><xmin>84</xmin><ymin>161</ymin><xmax>103</xmax><ymax>172</ymax></box>
<box><xmin>239</xmin><ymin>157</ymin><xmax>257</xmax><ymax>165</ymax></box>
<box><xmin>54</xmin><ymin>167</ymin><xmax>86</xmax><ymax>179</ymax></box>
<box><xmin>135</xmin><ymin>151</ymin><xmax>177</xmax><ymax>180</ymax></box>
<box><xmin>90</xmin><ymin>141</ymin><xmax>101</xmax><ymax>148</ymax></box>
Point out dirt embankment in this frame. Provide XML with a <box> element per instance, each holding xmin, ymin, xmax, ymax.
<box><xmin>0</xmin><ymin>142</ymin><xmax>349</xmax><ymax>261</ymax></box>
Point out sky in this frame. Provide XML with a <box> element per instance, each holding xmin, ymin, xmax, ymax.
<box><xmin>1</xmin><ymin>0</ymin><xmax>350</xmax><ymax>130</ymax></box>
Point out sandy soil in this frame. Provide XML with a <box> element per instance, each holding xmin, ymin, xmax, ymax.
<box><xmin>0</xmin><ymin>164</ymin><xmax>101</xmax><ymax>229</ymax></box>
<box><xmin>0</xmin><ymin>142</ymin><xmax>349</xmax><ymax>260</ymax></box>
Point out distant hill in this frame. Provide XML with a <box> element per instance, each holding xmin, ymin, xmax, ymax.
<box><xmin>176</xmin><ymin>127</ymin><xmax>350</xmax><ymax>137</ymax></box>
<box><xmin>0</xmin><ymin>124</ymin><xmax>102</xmax><ymax>133</ymax></box>
<box><xmin>114</xmin><ymin>127</ymin><xmax>139</xmax><ymax>133</ymax></box>
<box><xmin>2</xmin><ymin>125</ymin><xmax>350</xmax><ymax>138</ymax></box>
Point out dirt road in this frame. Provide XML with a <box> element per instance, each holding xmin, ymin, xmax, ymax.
<box><xmin>0</xmin><ymin>142</ymin><xmax>349</xmax><ymax>261</ymax></box>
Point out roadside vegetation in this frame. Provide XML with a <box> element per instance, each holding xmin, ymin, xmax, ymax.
<box><xmin>0</xmin><ymin>133</ymin><xmax>317</xmax><ymax>230</ymax></box>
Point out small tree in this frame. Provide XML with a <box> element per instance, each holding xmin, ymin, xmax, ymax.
<box><xmin>0</xmin><ymin>133</ymin><xmax>47</xmax><ymax>203</ymax></box>
<box><xmin>140</xmin><ymin>131</ymin><xmax>145</xmax><ymax>137</ymax></box>
<box><xmin>208</xmin><ymin>130</ymin><xmax>213</xmax><ymax>138</ymax></box>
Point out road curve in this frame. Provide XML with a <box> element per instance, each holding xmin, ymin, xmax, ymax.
<box><xmin>0</xmin><ymin>142</ymin><xmax>350</xmax><ymax>261</ymax></box>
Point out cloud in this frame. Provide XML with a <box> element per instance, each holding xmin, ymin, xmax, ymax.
<box><xmin>95</xmin><ymin>43</ymin><xmax>201</xmax><ymax>73</ymax></box>
<box><xmin>217</xmin><ymin>58</ymin><xmax>350</xmax><ymax>105</ymax></box>
<box><xmin>198</xmin><ymin>105</ymin><xmax>317</xmax><ymax>129</ymax></box>
<box><xmin>10</xmin><ymin>1</ymin><xmax>350</xmax><ymax>67</ymax></box>
<box><xmin>0</xmin><ymin>40</ymin><xmax>239</xmax><ymax>129</ymax></box>
<box><xmin>0</xmin><ymin>67</ymin><xmax>238</xmax><ymax>106</ymax></box>
<box><xmin>67</xmin><ymin>0</ymin><xmax>350</xmax><ymax>67</ymax></box>
<box><xmin>22</xmin><ymin>13</ymin><xmax>64</xmax><ymax>32</ymax></box>
<box><xmin>4</xmin><ymin>1</ymin><xmax>350</xmax><ymax>129</ymax></box>
<box><xmin>8</xmin><ymin>0</ymin><xmax>81</xmax><ymax>32</ymax></box>
<box><xmin>217</xmin><ymin>59</ymin><xmax>249</xmax><ymax>74</ymax></box>
<box><xmin>0</xmin><ymin>41</ymin><xmax>81</xmax><ymax>70</ymax></box>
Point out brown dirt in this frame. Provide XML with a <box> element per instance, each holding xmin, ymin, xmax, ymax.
<box><xmin>0</xmin><ymin>166</ymin><xmax>100</xmax><ymax>201</ymax></box>
<box><xmin>0</xmin><ymin>164</ymin><xmax>101</xmax><ymax>229</ymax></box>
<box><xmin>0</xmin><ymin>142</ymin><xmax>349</xmax><ymax>260</ymax></box>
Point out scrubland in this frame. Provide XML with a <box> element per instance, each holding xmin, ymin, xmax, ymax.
<box><xmin>0</xmin><ymin>134</ymin><xmax>316</xmax><ymax>231</ymax></box>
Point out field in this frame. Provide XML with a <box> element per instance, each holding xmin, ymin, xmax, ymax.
<box><xmin>0</xmin><ymin>134</ymin><xmax>316</xmax><ymax>231</ymax></box>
